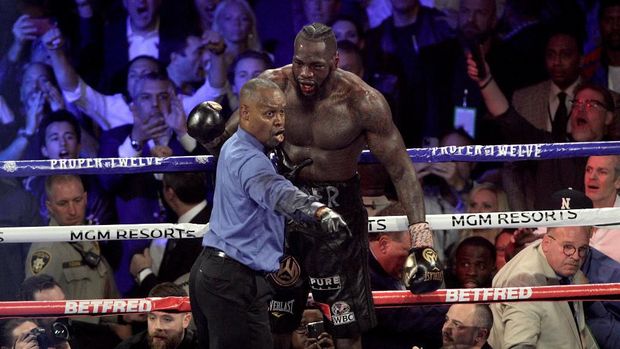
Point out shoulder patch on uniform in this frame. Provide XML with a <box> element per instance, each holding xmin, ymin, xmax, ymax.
<box><xmin>31</xmin><ymin>250</ymin><xmax>51</xmax><ymax>274</ymax></box>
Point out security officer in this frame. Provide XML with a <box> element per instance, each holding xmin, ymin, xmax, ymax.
<box><xmin>25</xmin><ymin>175</ymin><xmax>119</xmax><ymax>308</ymax></box>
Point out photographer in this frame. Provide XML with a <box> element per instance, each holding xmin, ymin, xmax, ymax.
<box><xmin>2</xmin><ymin>318</ymin><xmax>70</xmax><ymax>349</ymax></box>
<box><xmin>290</xmin><ymin>308</ymin><xmax>334</xmax><ymax>349</ymax></box>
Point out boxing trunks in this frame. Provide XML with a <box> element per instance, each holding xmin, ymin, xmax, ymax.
<box><xmin>268</xmin><ymin>175</ymin><xmax>377</xmax><ymax>338</ymax></box>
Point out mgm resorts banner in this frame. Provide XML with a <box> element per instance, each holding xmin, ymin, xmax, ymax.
<box><xmin>367</xmin><ymin>207</ymin><xmax>620</xmax><ymax>233</ymax></box>
<box><xmin>0</xmin><ymin>208</ymin><xmax>619</xmax><ymax>243</ymax></box>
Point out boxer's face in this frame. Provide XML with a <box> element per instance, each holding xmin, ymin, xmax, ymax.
<box><xmin>292</xmin><ymin>38</ymin><xmax>337</xmax><ymax>98</ymax></box>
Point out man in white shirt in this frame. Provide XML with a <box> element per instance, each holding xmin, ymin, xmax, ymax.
<box><xmin>42</xmin><ymin>28</ymin><xmax>226</xmax><ymax>131</ymax></box>
<box><xmin>585</xmin><ymin>155</ymin><xmax>620</xmax><ymax>262</ymax></box>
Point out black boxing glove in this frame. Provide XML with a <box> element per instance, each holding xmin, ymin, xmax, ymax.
<box><xmin>402</xmin><ymin>222</ymin><xmax>444</xmax><ymax>294</ymax></box>
<box><xmin>187</xmin><ymin>101</ymin><xmax>226</xmax><ymax>153</ymax></box>
<box><xmin>273</xmin><ymin>145</ymin><xmax>313</xmax><ymax>181</ymax></box>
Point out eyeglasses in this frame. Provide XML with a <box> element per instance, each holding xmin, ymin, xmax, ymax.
<box><xmin>295</xmin><ymin>324</ymin><xmax>308</xmax><ymax>335</ymax></box>
<box><xmin>570</xmin><ymin>99</ymin><xmax>608</xmax><ymax>112</ymax></box>
<box><xmin>547</xmin><ymin>235</ymin><xmax>589</xmax><ymax>258</ymax></box>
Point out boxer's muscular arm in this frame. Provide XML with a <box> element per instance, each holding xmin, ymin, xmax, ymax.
<box><xmin>361</xmin><ymin>89</ymin><xmax>425</xmax><ymax>223</ymax></box>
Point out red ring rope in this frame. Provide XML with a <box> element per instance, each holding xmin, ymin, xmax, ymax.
<box><xmin>2</xmin><ymin>283</ymin><xmax>618</xmax><ymax>318</ymax></box>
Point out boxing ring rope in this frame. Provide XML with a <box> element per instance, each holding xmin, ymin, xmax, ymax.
<box><xmin>1</xmin><ymin>141</ymin><xmax>619</xmax><ymax>177</ymax></box>
<box><xmin>2</xmin><ymin>283</ymin><xmax>620</xmax><ymax>319</ymax></box>
<box><xmin>2</xmin><ymin>140</ymin><xmax>620</xmax><ymax>314</ymax></box>
<box><xmin>0</xmin><ymin>206</ymin><xmax>619</xmax><ymax>243</ymax></box>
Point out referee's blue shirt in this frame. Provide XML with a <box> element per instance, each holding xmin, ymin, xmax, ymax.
<box><xmin>202</xmin><ymin>128</ymin><xmax>300</xmax><ymax>272</ymax></box>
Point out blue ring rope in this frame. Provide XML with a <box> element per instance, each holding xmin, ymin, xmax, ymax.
<box><xmin>1</xmin><ymin>141</ymin><xmax>618</xmax><ymax>177</ymax></box>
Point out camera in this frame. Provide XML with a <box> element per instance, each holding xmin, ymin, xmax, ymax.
<box><xmin>29</xmin><ymin>320</ymin><xmax>70</xmax><ymax>347</ymax></box>
<box><xmin>306</xmin><ymin>321</ymin><xmax>324</xmax><ymax>338</ymax></box>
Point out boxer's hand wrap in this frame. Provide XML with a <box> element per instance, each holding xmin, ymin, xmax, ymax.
<box><xmin>187</xmin><ymin>101</ymin><xmax>225</xmax><ymax>154</ymax></box>
<box><xmin>274</xmin><ymin>145</ymin><xmax>313</xmax><ymax>181</ymax></box>
<box><xmin>409</xmin><ymin>222</ymin><xmax>433</xmax><ymax>248</ymax></box>
<box><xmin>403</xmin><ymin>222</ymin><xmax>443</xmax><ymax>294</ymax></box>
<box><xmin>316</xmin><ymin>206</ymin><xmax>351</xmax><ymax>238</ymax></box>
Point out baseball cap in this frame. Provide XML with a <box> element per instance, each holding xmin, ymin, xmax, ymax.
<box><xmin>549</xmin><ymin>188</ymin><xmax>593</xmax><ymax>210</ymax></box>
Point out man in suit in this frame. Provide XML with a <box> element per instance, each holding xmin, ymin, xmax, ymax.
<box><xmin>98</xmin><ymin>72</ymin><xmax>197</xmax><ymax>295</ymax></box>
<box><xmin>362</xmin><ymin>202</ymin><xmax>446</xmax><ymax>349</ymax></box>
<box><xmin>130</xmin><ymin>172</ymin><xmax>212</xmax><ymax>296</ymax></box>
<box><xmin>505</xmin><ymin>29</ymin><xmax>583</xmax><ymax>211</ymax></box>
<box><xmin>488</xmin><ymin>189</ymin><xmax>597</xmax><ymax>348</ymax></box>
<box><xmin>99</xmin><ymin>0</ymin><xmax>188</xmax><ymax>94</ymax></box>
<box><xmin>512</xmin><ymin>29</ymin><xmax>583</xmax><ymax>133</ymax></box>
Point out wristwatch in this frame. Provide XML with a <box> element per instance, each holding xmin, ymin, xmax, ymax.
<box><xmin>17</xmin><ymin>128</ymin><xmax>35</xmax><ymax>141</ymax></box>
<box><xmin>129</xmin><ymin>134</ymin><xmax>142</xmax><ymax>152</ymax></box>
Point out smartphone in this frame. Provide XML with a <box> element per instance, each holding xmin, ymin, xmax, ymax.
<box><xmin>31</xmin><ymin>18</ymin><xmax>54</xmax><ymax>36</ymax></box>
<box><xmin>306</xmin><ymin>321</ymin><xmax>324</xmax><ymax>338</ymax></box>
<box><xmin>466</xmin><ymin>38</ymin><xmax>487</xmax><ymax>81</ymax></box>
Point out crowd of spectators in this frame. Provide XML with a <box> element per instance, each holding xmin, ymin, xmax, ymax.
<box><xmin>0</xmin><ymin>0</ymin><xmax>620</xmax><ymax>348</ymax></box>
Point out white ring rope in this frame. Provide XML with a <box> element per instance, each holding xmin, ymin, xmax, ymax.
<box><xmin>1</xmin><ymin>208</ymin><xmax>618</xmax><ymax>243</ymax></box>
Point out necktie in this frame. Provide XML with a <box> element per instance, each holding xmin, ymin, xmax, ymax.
<box><xmin>559</xmin><ymin>277</ymin><xmax>579</xmax><ymax>327</ymax></box>
<box><xmin>552</xmin><ymin>92</ymin><xmax>568</xmax><ymax>141</ymax></box>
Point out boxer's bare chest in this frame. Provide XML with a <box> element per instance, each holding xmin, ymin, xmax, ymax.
<box><xmin>283</xmin><ymin>89</ymin><xmax>362</xmax><ymax>151</ymax></box>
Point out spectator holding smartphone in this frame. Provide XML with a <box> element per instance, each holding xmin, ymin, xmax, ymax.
<box><xmin>291</xmin><ymin>307</ymin><xmax>335</xmax><ymax>349</ymax></box>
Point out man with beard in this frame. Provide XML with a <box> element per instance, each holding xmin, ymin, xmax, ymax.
<box><xmin>188</xmin><ymin>23</ymin><xmax>439</xmax><ymax>349</ymax></box>
<box><xmin>439</xmin><ymin>304</ymin><xmax>493</xmax><ymax>349</ymax></box>
<box><xmin>423</xmin><ymin>0</ymin><xmax>499</xmax><ymax>145</ymax></box>
<box><xmin>116</xmin><ymin>283</ymin><xmax>197</xmax><ymax>349</ymax></box>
